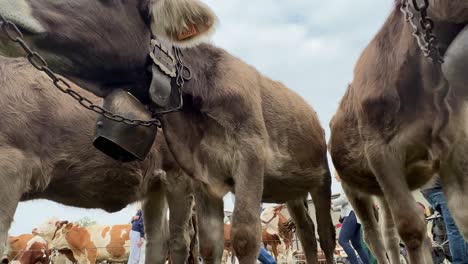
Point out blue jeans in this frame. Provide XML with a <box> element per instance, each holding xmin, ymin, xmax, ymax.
<box><xmin>338</xmin><ymin>211</ymin><xmax>370</xmax><ymax>264</ymax></box>
<box><xmin>423</xmin><ymin>189</ymin><xmax>468</xmax><ymax>264</ymax></box>
<box><xmin>258</xmin><ymin>246</ymin><xmax>277</xmax><ymax>264</ymax></box>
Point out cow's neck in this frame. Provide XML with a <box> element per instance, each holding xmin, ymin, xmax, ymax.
<box><xmin>376</xmin><ymin>7</ymin><xmax>461</xmax><ymax>107</ymax></box>
<box><xmin>175</xmin><ymin>43</ymin><xmax>223</xmax><ymax>99</ymax></box>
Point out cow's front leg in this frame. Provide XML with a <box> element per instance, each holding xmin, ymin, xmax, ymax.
<box><xmin>142</xmin><ymin>182</ymin><xmax>169</xmax><ymax>264</ymax></box>
<box><xmin>230</xmin><ymin>143</ymin><xmax>265</xmax><ymax>264</ymax></box>
<box><xmin>0</xmin><ymin>148</ymin><xmax>33</xmax><ymax>263</ymax></box>
<box><xmin>365</xmin><ymin>140</ymin><xmax>432</xmax><ymax>264</ymax></box>
<box><xmin>166</xmin><ymin>170</ymin><xmax>195</xmax><ymax>264</ymax></box>
<box><xmin>194</xmin><ymin>184</ymin><xmax>224</xmax><ymax>264</ymax></box>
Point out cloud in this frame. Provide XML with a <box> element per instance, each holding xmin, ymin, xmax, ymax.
<box><xmin>10</xmin><ymin>0</ymin><xmax>394</xmax><ymax>234</ymax></box>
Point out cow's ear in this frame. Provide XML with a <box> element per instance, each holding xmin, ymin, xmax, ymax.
<box><xmin>150</xmin><ymin>0</ymin><xmax>218</xmax><ymax>48</ymax></box>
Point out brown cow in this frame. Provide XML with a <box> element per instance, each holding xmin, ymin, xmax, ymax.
<box><xmin>6</xmin><ymin>234</ymin><xmax>34</xmax><ymax>262</ymax></box>
<box><xmin>7</xmin><ymin>235</ymin><xmax>50</xmax><ymax>264</ymax></box>
<box><xmin>0</xmin><ymin>1</ymin><xmax>335</xmax><ymax>263</ymax></box>
<box><xmin>261</xmin><ymin>229</ymin><xmax>281</xmax><ymax>261</ymax></box>
<box><xmin>329</xmin><ymin>1</ymin><xmax>468</xmax><ymax>264</ymax></box>
<box><xmin>0</xmin><ymin>56</ymin><xmax>198</xmax><ymax>264</ymax></box>
<box><xmin>48</xmin><ymin>222</ymin><xmax>131</xmax><ymax>264</ymax></box>
<box><xmin>261</xmin><ymin>205</ymin><xmax>295</xmax><ymax>253</ymax></box>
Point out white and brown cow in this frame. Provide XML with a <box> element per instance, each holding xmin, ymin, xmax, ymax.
<box><xmin>6</xmin><ymin>234</ymin><xmax>34</xmax><ymax>262</ymax></box>
<box><xmin>6</xmin><ymin>235</ymin><xmax>50</xmax><ymax>264</ymax></box>
<box><xmin>36</xmin><ymin>219</ymin><xmax>131</xmax><ymax>264</ymax></box>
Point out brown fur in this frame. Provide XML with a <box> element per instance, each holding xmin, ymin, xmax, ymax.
<box><xmin>329</xmin><ymin>1</ymin><xmax>468</xmax><ymax>263</ymax></box>
<box><xmin>0</xmin><ymin>1</ymin><xmax>336</xmax><ymax>263</ymax></box>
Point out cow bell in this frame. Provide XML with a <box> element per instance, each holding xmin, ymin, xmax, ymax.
<box><xmin>93</xmin><ymin>89</ymin><xmax>157</xmax><ymax>162</ymax></box>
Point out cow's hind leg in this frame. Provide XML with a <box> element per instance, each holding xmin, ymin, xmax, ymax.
<box><xmin>166</xmin><ymin>170</ymin><xmax>195</xmax><ymax>264</ymax></box>
<box><xmin>440</xmin><ymin>145</ymin><xmax>468</xmax><ymax>239</ymax></box>
<box><xmin>365</xmin><ymin>141</ymin><xmax>432</xmax><ymax>264</ymax></box>
<box><xmin>341</xmin><ymin>184</ymin><xmax>389</xmax><ymax>264</ymax></box>
<box><xmin>0</xmin><ymin>148</ymin><xmax>37</xmax><ymax>263</ymax></box>
<box><xmin>142</xmin><ymin>181</ymin><xmax>169</xmax><ymax>264</ymax></box>
<box><xmin>286</xmin><ymin>199</ymin><xmax>319</xmax><ymax>264</ymax></box>
<box><xmin>310</xmin><ymin>166</ymin><xmax>336</xmax><ymax>264</ymax></box>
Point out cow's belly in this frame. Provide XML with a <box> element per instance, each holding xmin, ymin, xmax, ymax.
<box><xmin>261</xmin><ymin>169</ymin><xmax>323</xmax><ymax>203</ymax></box>
<box><xmin>21</xmin><ymin>166</ymin><xmax>149</xmax><ymax>212</ymax></box>
<box><xmin>201</xmin><ymin>137</ymin><xmax>324</xmax><ymax>202</ymax></box>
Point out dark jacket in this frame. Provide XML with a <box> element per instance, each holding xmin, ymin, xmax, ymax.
<box><xmin>131</xmin><ymin>210</ymin><xmax>145</xmax><ymax>238</ymax></box>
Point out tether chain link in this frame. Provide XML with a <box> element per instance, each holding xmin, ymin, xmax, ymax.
<box><xmin>0</xmin><ymin>14</ymin><xmax>161</xmax><ymax>127</ymax></box>
<box><xmin>400</xmin><ymin>0</ymin><xmax>444</xmax><ymax>64</ymax></box>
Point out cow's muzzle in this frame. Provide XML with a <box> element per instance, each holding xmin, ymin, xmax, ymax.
<box><xmin>93</xmin><ymin>89</ymin><xmax>157</xmax><ymax>162</ymax></box>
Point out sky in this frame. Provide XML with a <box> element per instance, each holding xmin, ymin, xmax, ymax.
<box><xmin>9</xmin><ymin>0</ymin><xmax>395</xmax><ymax>235</ymax></box>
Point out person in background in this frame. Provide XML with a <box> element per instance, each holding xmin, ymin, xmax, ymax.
<box><xmin>258</xmin><ymin>246</ymin><xmax>277</xmax><ymax>264</ymax></box>
<box><xmin>332</xmin><ymin>173</ymin><xmax>370</xmax><ymax>264</ymax></box>
<box><xmin>127</xmin><ymin>204</ymin><xmax>145</xmax><ymax>264</ymax></box>
<box><xmin>421</xmin><ymin>174</ymin><xmax>468</xmax><ymax>264</ymax></box>
<box><xmin>360</xmin><ymin>228</ymin><xmax>378</xmax><ymax>264</ymax></box>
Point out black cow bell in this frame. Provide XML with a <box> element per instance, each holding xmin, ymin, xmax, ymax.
<box><xmin>93</xmin><ymin>89</ymin><xmax>157</xmax><ymax>162</ymax></box>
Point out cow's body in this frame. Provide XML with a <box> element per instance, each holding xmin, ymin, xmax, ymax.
<box><xmin>0</xmin><ymin>56</ymin><xmax>196</xmax><ymax>264</ymax></box>
<box><xmin>7</xmin><ymin>235</ymin><xmax>50</xmax><ymax>264</ymax></box>
<box><xmin>329</xmin><ymin>1</ymin><xmax>468</xmax><ymax>264</ymax></box>
<box><xmin>50</xmin><ymin>223</ymin><xmax>131</xmax><ymax>264</ymax></box>
<box><xmin>260</xmin><ymin>205</ymin><xmax>294</xmax><ymax>252</ymax></box>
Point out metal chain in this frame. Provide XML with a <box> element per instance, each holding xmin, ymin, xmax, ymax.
<box><xmin>400</xmin><ymin>0</ymin><xmax>444</xmax><ymax>64</ymax></box>
<box><xmin>0</xmin><ymin>14</ymin><xmax>161</xmax><ymax>127</ymax></box>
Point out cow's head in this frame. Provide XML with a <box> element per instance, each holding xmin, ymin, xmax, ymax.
<box><xmin>0</xmin><ymin>0</ymin><xmax>217</xmax><ymax>97</ymax></box>
<box><xmin>33</xmin><ymin>218</ymin><xmax>67</xmax><ymax>242</ymax></box>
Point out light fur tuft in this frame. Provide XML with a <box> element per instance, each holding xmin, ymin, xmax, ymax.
<box><xmin>150</xmin><ymin>0</ymin><xmax>218</xmax><ymax>48</ymax></box>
